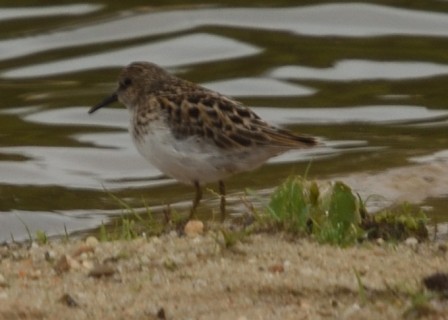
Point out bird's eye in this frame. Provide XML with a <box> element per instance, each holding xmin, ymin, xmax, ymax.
<box><xmin>120</xmin><ymin>77</ymin><xmax>132</xmax><ymax>88</ymax></box>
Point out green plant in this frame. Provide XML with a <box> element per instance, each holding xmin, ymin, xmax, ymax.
<box><xmin>265</xmin><ymin>175</ymin><xmax>429</xmax><ymax>246</ymax></box>
<box><xmin>63</xmin><ymin>224</ymin><xmax>70</xmax><ymax>243</ymax></box>
<box><xmin>99</xmin><ymin>222</ymin><xmax>109</xmax><ymax>242</ymax></box>
<box><xmin>35</xmin><ymin>230</ymin><xmax>48</xmax><ymax>245</ymax></box>
<box><xmin>402</xmin><ymin>291</ymin><xmax>435</xmax><ymax>319</ymax></box>
<box><xmin>97</xmin><ymin>192</ymin><xmax>167</xmax><ymax>241</ymax></box>
<box><xmin>267</xmin><ymin>177</ymin><xmax>316</xmax><ymax>234</ymax></box>
<box><xmin>119</xmin><ymin>217</ymin><xmax>138</xmax><ymax>240</ymax></box>
<box><xmin>354</xmin><ymin>268</ymin><xmax>367</xmax><ymax>305</ymax></box>
<box><xmin>13</xmin><ymin>213</ymin><xmax>33</xmax><ymax>243</ymax></box>
<box><xmin>312</xmin><ymin>181</ymin><xmax>364</xmax><ymax>246</ymax></box>
<box><xmin>362</xmin><ymin>203</ymin><xmax>428</xmax><ymax>241</ymax></box>
<box><xmin>267</xmin><ymin>177</ymin><xmax>364</xmax><ymax>245</ymax></box>
<box><xmin>215</xmin><ymin>228</ymin><xmax>250</xmax><ymax>250</ymax></box>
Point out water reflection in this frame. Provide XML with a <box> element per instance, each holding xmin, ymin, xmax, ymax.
<box><xmin>270</xmin><ymin>60</ymin><xmax>448</xmax><ymax>81</ymax></box>
<box><xmin>2</xmin><ymin>4</ymin><xmax>448</xmax><ymax>61</ymax></box>
<box><xmin>0</xmin><ymin>1</ymin><xmax>447</xmax><ymax>242</ymax></box>
<box><xmin>0</xmin><ymin>4</ymin><xmax>101</xmax><ymax>21</ymax></box>
<box><xmin>2</xmin><ymin>33</ymin><xmax>261</xmax><ymax>78</ymax></box>
<box><xmin>0</xmin><ymin>210</ymin><xmax>111</xmax><ymax>242</ymax></box>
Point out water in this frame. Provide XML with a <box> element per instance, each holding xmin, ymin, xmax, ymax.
<box><xmin>1</xmin><ymin>1</ymin><xmax>447</xmax><ymax>241</ymax></box>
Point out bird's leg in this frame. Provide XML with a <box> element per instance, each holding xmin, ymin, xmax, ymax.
<box><xmin>188</xmin><ymin>181</ymin><xmax>202</xmax><ymax>220</ymax></box>
<box><xmin>219</xmin><ymin>180</ymin><xmax>226</xmax><ymax>221</ymax></box>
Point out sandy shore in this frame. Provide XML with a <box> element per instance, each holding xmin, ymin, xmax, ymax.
<box><xmin>0</xmin><ymin>230</ymin><xmax>447</xmax><ymax>320</ymax></box>
<box><xmin>1</xmin><ymin>158</ymin><xmax>447</xmax><ymax>319</ymax></box>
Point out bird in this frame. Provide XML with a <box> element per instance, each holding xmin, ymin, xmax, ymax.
<box><xmin>89</xmin><ymin>61</ymin><xmax>316</xmax><ymax>221</ymax></box>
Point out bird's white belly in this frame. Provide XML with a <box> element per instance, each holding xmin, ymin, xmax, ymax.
<box><xmin>132</xmin><ymin>126</ymin><xmax>233</xmax><ymax>185</ymax></box>
<box><xmin>131</xmin><ymin>124</ymin><xmax>275</xmax><ymax>185</ymax></box>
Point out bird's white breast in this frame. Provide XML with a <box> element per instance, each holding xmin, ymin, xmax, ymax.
<box><xmin>131</xmin><ymin>119</ymin><xmax>229</xmax><ymax>185</ymax></box>
<box><xmin>129</xmin><ymin>118</ymin><xmax>276</xmax><ymax>185</ymax></box>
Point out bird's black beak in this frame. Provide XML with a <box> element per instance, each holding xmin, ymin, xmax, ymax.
<box><xmin>88</xmin><ymin>93</ymin><xmax>118</xmax><ymax>114</ymax></box>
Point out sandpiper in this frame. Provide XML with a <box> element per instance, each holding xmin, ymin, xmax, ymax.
<box><xmin>89</xmin><ymin>62</ymin><xmax>316</xmax><ymax>220</ymax></box>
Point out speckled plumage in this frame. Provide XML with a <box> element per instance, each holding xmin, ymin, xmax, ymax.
<box><xmin>89</xmin><ymin>61</ymin><xmax>316</xmax><ymax>220</ymax></box>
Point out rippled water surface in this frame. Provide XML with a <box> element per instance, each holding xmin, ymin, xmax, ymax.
<box><xmin>1</xmin><ymin>1</ymin><xmax>448</xmax><ymax>241</ymax></box>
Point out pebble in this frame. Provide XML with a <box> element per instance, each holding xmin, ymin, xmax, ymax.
<box><xmin>156</xmin><ymin>307</ymin><xmax>166</xmax><ymax>320</ymax></box>
<box><xmin>54</xmin><ymin>255</ymin><xmax>71</xmax><ymax>273</ymax></box>
<box><xmin>168</xmin><ymin>230</ymin><xmax>178</xmax><ymax>238</ymax></box>
<box><xmin>59</xmin><ymin>293</ymin><xmax>79</xmax><ymax>308</ymax></box>
<box><xmin>423</xmin><ymin>272</ymin><xmax>448</xmax><ymax>293</ymax></box>
<box><xmin>88</xmin><ymin>264</ymin><xmax>116</xmax><ymax>278</ymax></box>
<box><xmin>0</xmin><ymin>273</ymin><xmax>8</xmax><ymax>287</ymax></box>
<box><xmin>343</xmin><ymin>303</ymin><xmax>361</xmax><ymax>318</ymax></box>
<box><xmin>405</xmin><ymin>237</ymin><xmax>418</xmax><ymax>248</ymax></box>
<box><xmin>184</xmin><ymin>220</ymin><xmax>204</xmax><ymax>237</ymax></box>
<box><xmin>54</xmin><ymin>254</ymin><xmax>81</xmax><ymax>273</ymax></box>
<box><xmin>10</xmin><ymin>250</ymin><xmax>27</xmax><ymax>260</ymax></box>
<box><xmin>268</xmin><ymin>264</ymin><xmax>285</xmax><ymax>273</ymax></box>
<box><xmin>67</xmin><ymin>255</ymin><xmax>81</xmax><ymax>270</ymax></box>
<box><xmin>72</xmin><ymin>245</ymin><xmax>94</xmax><ymax>257</ymax></box>
<box><xmin>45</xmin><ymin>250</ymin><xmax>57</xmax><ymax>262</ymax></box>
<box><xmin>82</xmin><ymin>260</ymin><xmax>94</xmax><ymax>271</ymax></box>
<box><xmin>85</xmin><ymin>236</ymin><xmax>99</xmax><ymax>247</ymax></box>
<box><xmin>29</xmin><ymin>269</ymin><xmax>42</xmax><ymax>280</ymax></box>
<box><xmin>437</xmin><ymin>242</ymin><xmax>447</xmax><ymax>253</ymax></box>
